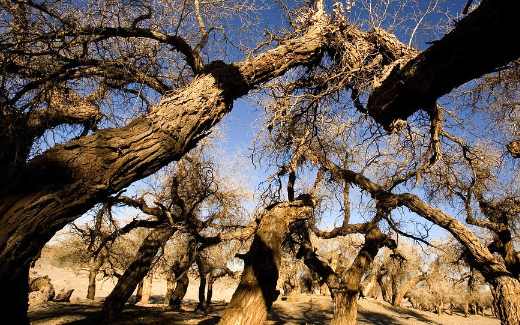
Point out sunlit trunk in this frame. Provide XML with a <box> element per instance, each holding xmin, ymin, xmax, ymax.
<box><xmin>101</xmin><ymin>224</ymin><xmax>174</xmax><ymax>318</ymax></box>
<box><xmin>330</xmin><ymin>290</ymin><xmax>358</xmax><ymax>325</ymax></box>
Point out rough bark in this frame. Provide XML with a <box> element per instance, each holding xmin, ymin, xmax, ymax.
<box><xmin>2</xmin><ymin>2</ymin><xmax>519</xmax><ymax>323</ymax></box>
<box><xmin>489</xmin><ymin>276</ymin><xmax>520</xmax><ymax>325</ymax></box>
<box><xmin>296</xmin><ymin>221</ymin><xmax>393</xmax><ymax>325</ymax></box>
<box><xmin>329</xmin><ymin>291</ymin><xmax>357</xmax><ymax>325</ymax></box>
<box><xmin>218</xmin><ymin>198</ymin><xmax>314</xmax><ymax>325</ymax></box>
<box><xmin>360</xmin><ymin>272</ymin><xmax>378</xmax><ymax>298</ymax></box>
<box><xmin>168</xmin><ymin>273</ymin><xmax>189</xmax><ymax>307</ymax></box>
<box><xmin>0</xmin><ymin>22</ymin><xmax>332</xmax><ymax>324</ymax></box>
<box><xmin>367</xmin><ymin>0</ymin><xmax>520</xmax><ymax>131</ymax></box>
<box><xmin>165</xmin><ymin>238</ymin><xmax>197</xmax><ymax>307</ymax></box>
<box><xmin>309</xmin><ymin>151</ymin><xmax>520</xmax><ymax>324</ymax></box>
<box><xmin>101</xmin><ymin>224</ymin><xmax>174</xmax><ymax>318</ymax></box>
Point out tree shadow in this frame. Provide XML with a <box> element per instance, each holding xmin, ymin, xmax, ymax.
<box><xmin>357</xmin><ymin>305</ymin><xmax>446</xmax><ymax>325</ymax></box>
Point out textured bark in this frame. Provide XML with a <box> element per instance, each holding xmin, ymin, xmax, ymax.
<box><xmin>218</xmin><ymin>198</ymin><xmax>313</xmax><ymax>325</ymax></box>
<box><xmin>0</xmin><ymin>22</ymin><xmax>331</xmax><ymax>324</ymax></box>
<box><xmin>296</xmin><ymin>221</ymin><xmax>391</xmax><ymax>325</ymax></box>
<box><xmin>360</xmin><ymin>272</ymin><xmax>377</xmax><ymax>298</ymax></box>
<box><xmin>206</xmin><ymin>276</ymin><xmax>214</xmax><ymax>307</ymax></box>
<box><xmin>101</xmin><ymin>224</ymin><xmax>174</xmax><ymax>318</ymax></box>
<box><xmin>2</xmin><ymin>2</ymin><xmax>519</xmax><ymax>322</ymax></box>
<box><xmin>368</xmin><ymin>0</ymin><xmax>520</xmax><ymax>131</ymax></box>
<box><xmin>489</xmin><ymin>276</ymin><xmax>520</xmax><ymax>325</ymax></box>
<box><xmin>165</xmin><ymin>238</ymin><xmax>197</xmax><ymax>307</ymax></box>
<box><xmin>311</xmin><ymin>152</ymin><xmax>520</xmax><ymax>325</ymax></box>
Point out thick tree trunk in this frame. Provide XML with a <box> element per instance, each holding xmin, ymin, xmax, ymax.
<box><xmin>2</xmin><ymin>2</ymin><xmax>518</xmax><ymax>322</ymax></box>
<box><xmin>0</xmin><ymin>21</ymin><xmax>330</xmax><ymax>324</ymax></box>
<box><xmin>367</xmin><ymin>0</ymin><xmax>520</xmax><ymax>130</ymax></box>
<box><xmin>1</xmin><ymin>264</ymin><xmax>30</xmax><ymax>325</ymax></box>
<box><xmin>101</xmin><ymin>224</ymin><xmax>174</xmax><ymax>318</ymax></box>
<box><xmin>218</xmin><ymin>199</ymin><xmax>313</xmax><ymax>325</ymax></box>
<box><xmin>330</xmin><ymin>290</ymin><xmax>358</xmax><ymax>325</ymax></box>
<box><xmin>489</xmin><ymin>275</ymin><xmax>520</xmax><ymax>325</ymax></box>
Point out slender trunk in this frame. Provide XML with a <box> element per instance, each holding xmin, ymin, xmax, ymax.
<box><xmin>360</xmin><ymin>272</ymin><xmax>377</xmax><ymax>298</ymax></box>
<box><xmin>169</xmin><ymin>273</ymin><xmax>189</xmax><ymax>307</ymax></box>
<box><xmin>87</xmin><ymin>250</ymin><xmax>108</xmax><ymax>300</ymax></box>
<box><xmin>164</xmin><ymin>278</ymin><xmax>175</xmax><ymax>305</ymax></box>
<box><xmin>135</xmin><ymin>280</ymin><xmax>144</xmax><ymax>304</ymax></box>
<box><xmin>378</xmin><ymin>277</ymin><xmax>392</xmax><ymax>303</ymax></box>
<box><xmin>437</xmin><ymin>300</ymin><xmax>443</xmax><ymax>316</ymax></box>
<box><xmin>392</xmin><ymin>274</ymin><xmax>425</xmax><ymax>307</ymax></box>
<box><xmin>165</xmin><ymin>238</ymin><xmax>197</xmax><ymax>307</ymax></box>
<box><xmin>464</xmin><ymin>300</ymin><xmax>469</xmax><ymax>317</ymax></box>
<box><xmin>195</xmin><ymin>256</ymin><xmax>207</xmax><ymax>312</ymax></box>
<box><xmin>207</xmin><ymin>275</ymin><xmax>214</xmax><ymax>307</ymax></box>
<box><xmin>218</xmin><ymin>199</ymin><xmax>313</xmax><ymax>325</ymax></box>
<box><xmin>330</xmin><ymin>290</ymin><xmax>358</xmax><ymax>325</ymax></box>
<box><xmin>101</xmin><ymin>224</ymin><xmax>174</xmax><ymax>318</ymax></box>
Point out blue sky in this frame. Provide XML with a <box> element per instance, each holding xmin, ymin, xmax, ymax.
<box><xmin>68</xmin><ymin>0</ymin><xmax>480</xmax><ymax>243</ymax></box>
<box><xmin>212</xmin><ymin>0</ymin><xmax>480</xmax><ymax>241</ymax></box>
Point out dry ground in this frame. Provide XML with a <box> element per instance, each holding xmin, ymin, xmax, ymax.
<box><xmin>28</xmin><ymin>259</ymin><xmax>500</xmax><ymax>325</ymax></box>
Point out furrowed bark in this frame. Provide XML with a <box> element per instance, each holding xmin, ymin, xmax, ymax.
<box><xmin>368</xmin><ymin>0</ymin><xmax>520</xmax><ymax>131</ymax></box>
<box><xmin>0</xmin><ymin>23</ymin><xmax>331</xmax><ymax>325</ymax></box>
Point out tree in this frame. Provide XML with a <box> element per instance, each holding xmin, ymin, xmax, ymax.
<box><xmin>101</xmin><ymin>143</ymin><xmax>251</xmax><ymax>317</ymax></box>
<box><xmin>1</xmin><ymin>0</ymin><xmax>520</xmax><ymax>323</ymax></box>
<box><xmin>218</xmin><ymin>195</ymin><xmax>314</xmax><ymax>325</ymax></box>
<box><xmin>294</xmin><ymin>220</ymin><xmax>395</xmax><ymax>325</ymax></box>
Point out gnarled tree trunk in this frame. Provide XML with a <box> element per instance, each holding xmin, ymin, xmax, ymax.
<box><xmin>489</xmin><ymin>275</ymin><xmax>520</xmax><ymax>325</ymax></box>
<box><xmin>218</xmin><ymin>198</ymin><xmax>313</xmax><ymax>325</ymax></box>
<box><xmin>101</xmin><ymin>224</ymin><xmax>174</xmax><ymax>318</ymax></box>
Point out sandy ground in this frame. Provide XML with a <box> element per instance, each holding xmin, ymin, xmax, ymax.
<box><xmin>28</xmin><ymin>260</ymin><xmax>500</xmax><ymax>325</ymax></box>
